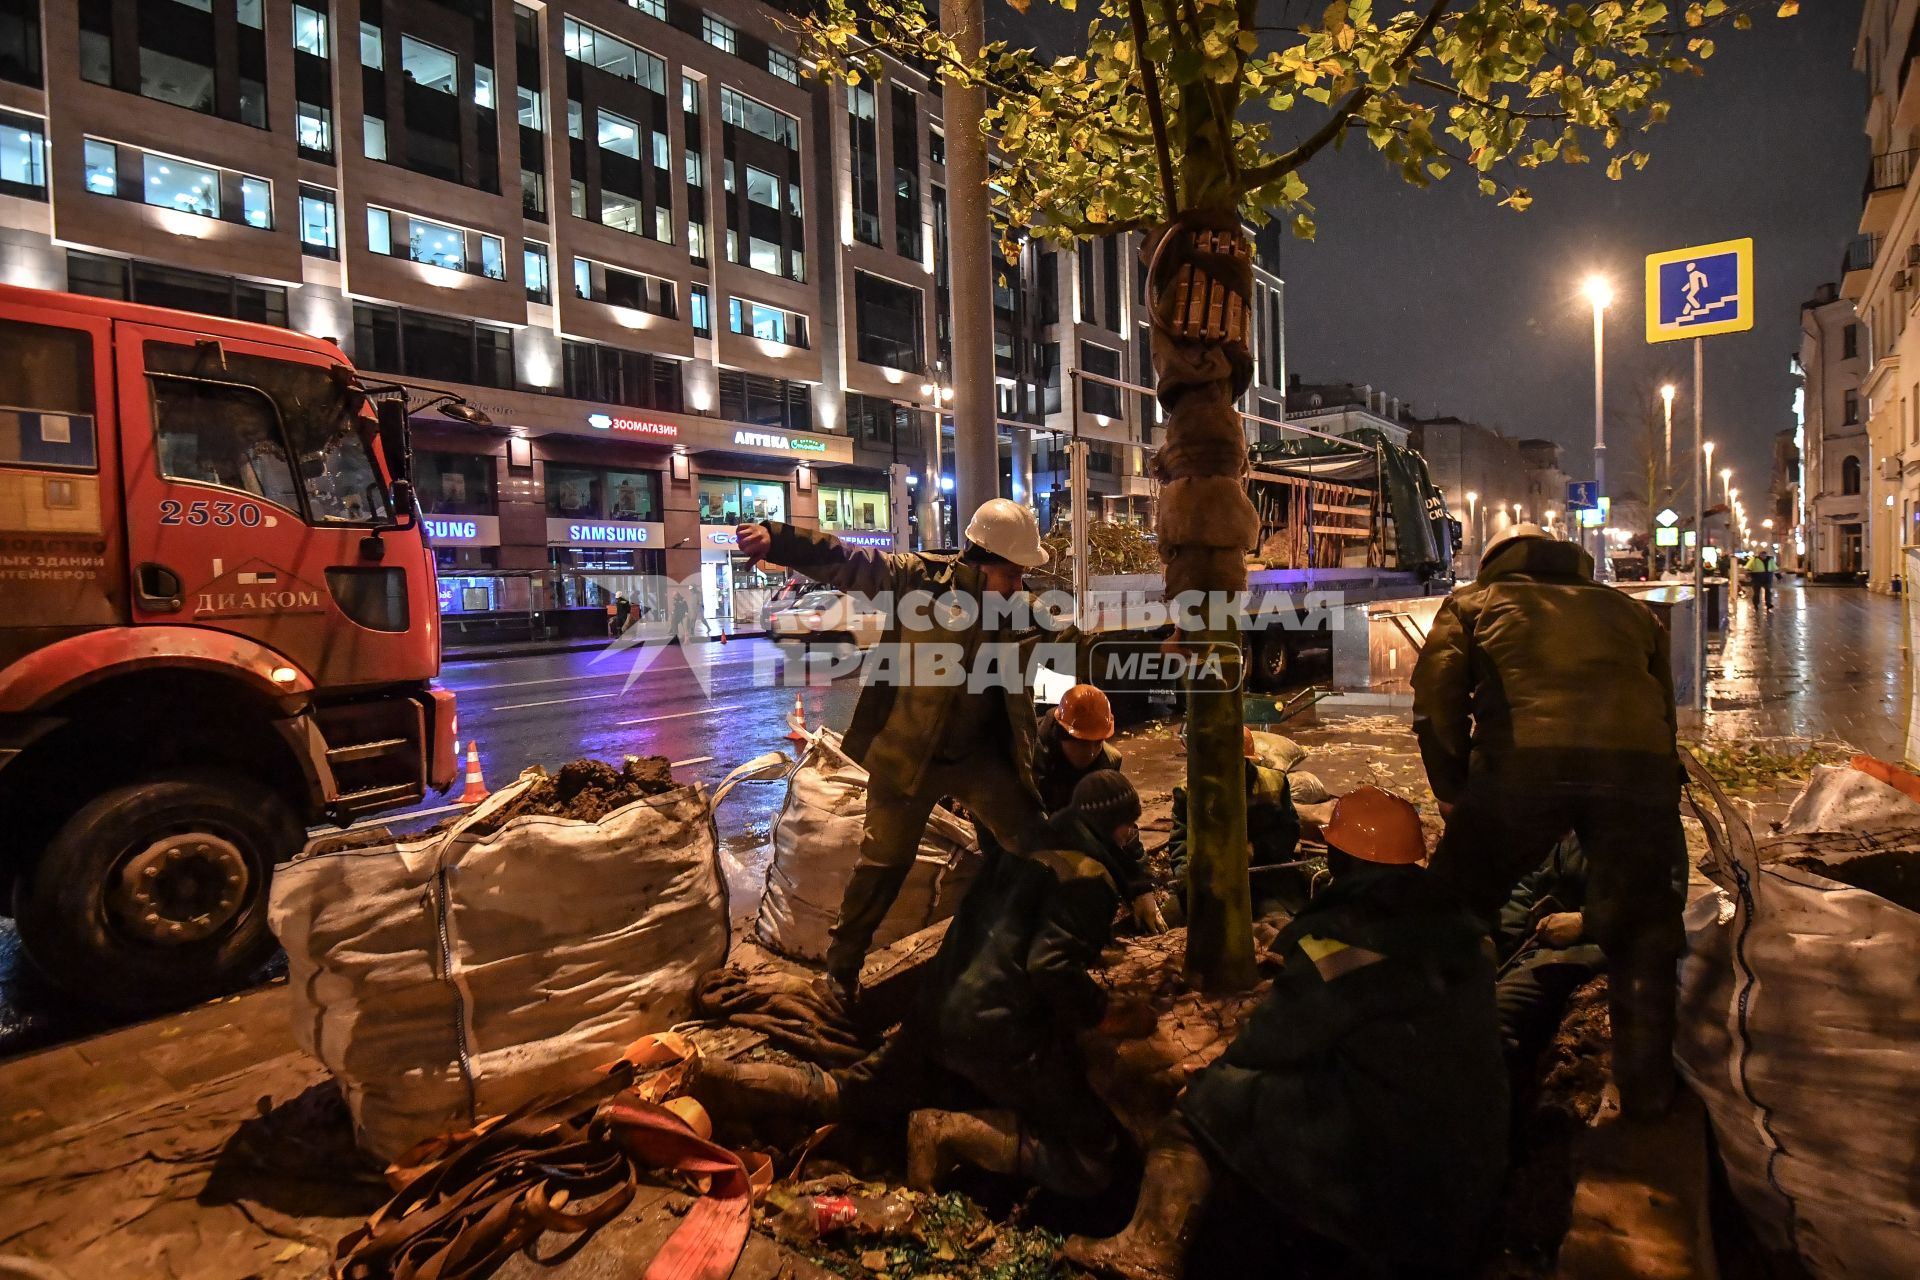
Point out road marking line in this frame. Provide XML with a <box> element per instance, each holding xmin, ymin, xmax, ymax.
<box><xmin>671</xmin><ymin>756</ymin><xmax>714</xmax><ymax>768</ymax></box>
<box><xmin>614</xmin><ymin>705</ymin><xmax>746</xmax><ymax>726</ymax></box>
<box><xmin>495</xmin><ymin>692</ymin><xmax>621</xmax><ymax>710</ymax></box>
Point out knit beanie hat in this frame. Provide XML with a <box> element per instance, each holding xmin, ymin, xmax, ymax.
<box><xmin>1071</xmin><ymin>771</ymin><xmax>1141</xmax><ymax>829</ymax></box>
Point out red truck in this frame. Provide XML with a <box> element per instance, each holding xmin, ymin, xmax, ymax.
<box><xmin>0</xmin><ymin>284</ymin><xmax>468</xmax><ymax>1009</ymax></box>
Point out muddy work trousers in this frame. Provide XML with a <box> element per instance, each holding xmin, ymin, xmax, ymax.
<box><xmin>827</xmin><ymin>753</ymin><xmax>1045</xmax><ymax>986</ymax></box>
<box><xmin>834</xmin><ymin>1029</ymin><xmax>1122</xmax><ymax>1199</ymax></box>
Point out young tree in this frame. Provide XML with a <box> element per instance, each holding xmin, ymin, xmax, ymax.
<box><xmin>801</xmin><ymin>0</ymin><xmax>1798</xmax><ymax>988</ymax></box>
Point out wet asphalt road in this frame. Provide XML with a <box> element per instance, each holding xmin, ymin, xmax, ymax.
<box><xmin>0</xmin><ymin>636</ymin><xmax>861</xmax><ymax>1061</ymax></box>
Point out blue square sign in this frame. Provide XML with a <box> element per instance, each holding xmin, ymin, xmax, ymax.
<box><xmin>1567</xmin><ymin>480</ymin><xmax>1598</xmax><ymax>510</ymax></box>
<box><xmin>1645</xmin><ymin>238</ymin><xmax>1754</xmax><ymax>343</ymax></box>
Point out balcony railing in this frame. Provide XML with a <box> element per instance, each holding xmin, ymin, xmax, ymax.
<box><xmin>1844</xmin><ymin>233</ymin><xmax>1882</xmax><ymax>275</ymax></box>
<box><xmin>1867</xmin><ymin>148</ymin><xmax>1918</xmax><ymax>199</ymax></box>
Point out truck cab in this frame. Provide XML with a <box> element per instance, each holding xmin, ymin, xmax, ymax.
<box><xmin>0</xmin><ymin>284</ymin><xmax>463</xmax><ymax>1009</ymax></box>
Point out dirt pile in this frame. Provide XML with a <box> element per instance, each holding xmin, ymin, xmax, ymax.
<box><xmin>481</xmin><ymin>755</ymin><xmax>679</xmax><ymax>828</ymax></box>
<box><xmin>765</xmin><ymin>1179</ymin><xmax>1074</xmax><ymax>1280</ymax></box>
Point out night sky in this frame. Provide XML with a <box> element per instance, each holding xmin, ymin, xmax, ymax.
<box><xmin>994</xmin><ymin>2</ymin><xmax>1864</xmax><ymax>509</ymax></box>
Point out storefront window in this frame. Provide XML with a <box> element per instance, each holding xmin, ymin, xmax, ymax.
<box><xmin>546</xmin><ymin>465</ymin><xmax>659</xmax><ymax>519</ymax></box>
<box><xmin>548</xmin><ymin>547</ymin><xmax>668</xmax><ymax>620</ymax></box>
<box><xmin>698</xmin><ymin>477</ymin><xmax>786</xmax><ymax>523</ymax></box>
<box><xmin>819</xmin><ymin>485</ymin><xmax>890</xmax><ymax>532</ymax></box>
<box><xmin>417</xmin><ymin>451</ymin><xmax>496</xmax><ymax>516</ymax></box>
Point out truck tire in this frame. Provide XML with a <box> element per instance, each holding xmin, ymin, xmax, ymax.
<box><xmin>11</xmin><ymin>773</ymin><xmax>300</xmax><ymax>1011</ymax></box>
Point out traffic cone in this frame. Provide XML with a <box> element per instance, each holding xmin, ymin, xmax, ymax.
<box><xmin>718</xmin><ymin>625</ymin><xmax>729</xmax><ymax>645</ymax></box>
<box><xmin>459</xmin><ymin>740</ymin><xmax>489</xmax><ymax>804</ymax></box>
<box><xmin>785</xmin><ymin>694</ymin><xmax>809</xmax><ymax>742</ymax></box>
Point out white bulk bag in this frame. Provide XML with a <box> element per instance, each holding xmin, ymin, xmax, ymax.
<box><xmin>270</xmin><ymin>763</ymin><xmax>749</xmax><ymax>1162</ymax></box>
<box><xmin>756</xmin><ymin>728</ymin><xmax>978</xmax><ymax>962</ymax></box>
<box><xmin>1247</xmin><ymin>729</ymin><xmax>1309</xmax><ymax>775</ymax></box>
<box><xmin>1779</xmin><ymin>762</ymin><xmax>1920</xmax><ymax>834</ymax></box>
<box><xmin>1677</xmin><ymin>760</ymin><xmax>1920</xmax><ymax>1279</ymax></box>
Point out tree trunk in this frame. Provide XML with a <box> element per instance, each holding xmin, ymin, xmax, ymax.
<box><xmin>1143</xmin><ymin>209</ymin><xmax>1260</xmax><ymax>992</ymax></box>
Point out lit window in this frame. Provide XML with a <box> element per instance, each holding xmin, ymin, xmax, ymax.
<box><xmin>629</xmin><ymin>0</ymin><xmax>665</xmax><ymax>19</ymax></box>
<box><xmin>748</xmin><ymin>237</ymin><xmax>781</xmax><ymax>275</ymax></box>
<box><xmin>573</xmin><ymin>257</ymin><xmax>592</xmax><ymax>298</ymax></box>
<box><xmin>562</xmin><ymin>19</ymin><xmax>665</xmax><ymax>93</ymax></box>
<box><xmin>651</xmin><ymin>130</ymin><xmax>669</xmax><ymax>170</ymax></box>
<box><xmin>83</xmin><ymin>139</ymin><xmax>117</xmax><ymax>194</ymax></box>
<box><xmin>653</xmin><ymin>206</ymin><xmax>672</xmax><ymax>243</ymax></box>
<box><xmin>408</xmin><ymin>215</ymin><xmax>467</xmax><ymax>271</ymax></box>
<box><xmin>480</xmin><ymin>235</ymin><xmax>505</xmax><ymax>280</ymax></box>
<box><xmin>567</xmin><ymin>100</ymin><xmax>583</xmax><ymax>140</ymax></box>
<box><xmin>729</xmin><ymin>298</ymin><xmax>800</xmax><ymax>345</ymax></box>
<box><xmin>297</xmin><ymin>102</ymin><xmax>333</xmax><ymax>154</ymax></box>
<box><xmin>525</xmin><ymin>243</ymin><xmax>550</xmax><ymax>301</ymax></box>
<box><xmin>745</xmin><ymin>165</ymin><xmax>780</xmax><ymax>209</ymax></box>
<box><xmin>702</xmin><ymin>16</ymin><xmax>736</xmax><ymax>54</ymax></box>
<box><xmin>691</xmin><ymin>286</ymin><xmax>710</xmax><ymax>336</ymax></box>
<box><xmin>681</xmin><ymin>79</ymin><xmax>700</xmax><ymax>115</ymax></box>
<box><xmin>0</xmin><ymin>118</ymin><xmax>47</xmax><ymax>194</ymax></box>
<box><xmin>597</xmin><ymin>108</ymin><xmax>640</xmax><ymax>158</ymax></box>
<box><xmin>365</xmin><ymin>115</ymin><xmax>388</xmax><ymax>161</ymax></box>
<box><xmin>143</xmin><ymin>153</ymin><xmax>219</xmax><ymax>218</ymax></box>
<box><xmin>401</xmin><ymin>36</ymin><xmax>458</xmax><ymax>94</ymax></box>
<box><xmin>768</xmin><ymin>49</ymin><xmax>799</xmax><ymax>84</ymax></box>
<box><xmin>601</xmin><ymin>193</ymin><xmax>640</xmax><ymax>234</ymax></box>
<box><xmin>237</xmin><ymin>0</ymin><xmax>262</xmax><ymax>30</ymax></box>
<box><xmin>300</xmin><ymin>188</ymin><xmax>337</xmax><ymax>256</ymax></box>
<box><xmin>570</xmin><ymin>180</ymin><xmax>586</xmax><ymax>217</ymax></box>
<box><xmin>688</xmin><ymin>221</ymin><xmax>707</xmax><ymax>260</ymax></box>
<box><xmin>726</xmin><ymin>229</ymin><xmax>738</xmax><ymax>262</ymax></box>
<box><xmin>791</xmin><ymin>248</ymin><xmax>805</xmax><ymax>282</ymax></box>
<box><xmin>788</xmin><ymin>182</ymin><xmax>804</xmax><ymax>218</ymax></box>
<box><xmin>518</xmin><ymin>86</ymin><xmax>543</xmax><ymax>130</ymax></box>
<box><xmin>293</xmin><ymin>4</ymin><xmax>329</xmax><ymax>57</ymax></box>
<box><xmin>720</xmin><ymin>88</ymin><xmax>799</xmax><ymax>151</ymax></box>
<box><xmin>368</xmin><ymin>207</ymin><xmax>391</xmax><ymax>255</ymax></box>
<box><xmin>241</xmin><ymin>176</ymin><xmax>272</xmax><ymax>229</ymax></box>
<box><xmin>360</xmin><ymin>21</ymin><xmax>383</xmax><ymax>68</ymax></box>
<box><xmin>475</xmin><ymin>65</ymin><xmax>495</xmax><ymax>109</ymax></box>
<box><xmin>685</xmin><ymin>150</ymin><xmax>704</xmax><ymax>187</ymax></box>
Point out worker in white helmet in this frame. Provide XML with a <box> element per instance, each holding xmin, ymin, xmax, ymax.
<box><xmin>736</xmin><ymin>498</ymin><xmax>1053</xmax><ymax>1003</ymax></box>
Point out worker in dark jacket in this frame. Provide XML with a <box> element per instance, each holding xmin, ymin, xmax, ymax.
<box><xmin>737</xmin><ymin>500</ymin><xmax>1055</xmax><ymax>1001</ymax></box>
<box><xmin>1493</xmin><ymin>836</ymin><xmax>1606</xmax><ymax>1076</ymax></box>
<box><xmin>1031</xmin><ymin>683</ymin><xmax>1163</xmax><ymax>932</ymax></box>
<box><xmin>1168</xmin><ymin>728</ymin><xmax>1304</xmax><ymax>916</ymax></box>
<box><xmin>689</xmin><ymin>772</ymin><xmax>1148</xmax><ymax>1199</ymax></box>
<box><xmin>1412</xmin><ymin>523</ymin><xmax>1686</xmax><ymax>1118</ymax></box>
<box><xmin>1066</xmin><ymin>786</ymin><xmax>1508</xmax><ymax>1280</ymax></box>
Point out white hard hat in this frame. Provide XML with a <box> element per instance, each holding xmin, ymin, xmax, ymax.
<box><xmin>1482</xmin><ymin>520</ymin><xmax>1550</xmax><ymax>562</ymax></box>
<box><xmin>963</xmin><ymin>498</ymin><xmax>1050</xmax><ymax>568</ymax></box>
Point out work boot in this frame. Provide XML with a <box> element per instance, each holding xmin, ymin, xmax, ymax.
<box><xmin>905</xmin><ymin>1109</ymin><xmax>1019</xmax><ymax>1191</ymax></box>
<box><xmin>1063</xmin><ymin>1118</ymin><xmax>1212</xmax><ymax>1280</ymax></box>
<box><xmin>1609</xmin><ymin>960</ymin><xmax>1679</xmax><ymax>1120</ymax></box>
<box><xmin>684</xmin><ymin>1056</ymin><xmax>840</xmax><ymax>1125</ymax></box>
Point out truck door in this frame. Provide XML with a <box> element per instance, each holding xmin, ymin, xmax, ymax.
<box><xmin>0</xmin><ymin>299</ymin><xmax>124</xmax><ymax>666</ymax></box>
<box><xmin>114</xmin><ymin>322</ymin><xmax>429</xmax><ymax>687</ymax></box>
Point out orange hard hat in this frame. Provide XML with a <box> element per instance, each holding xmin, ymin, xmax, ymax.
<box><xmin>1320</xmin><ymin>786</ymin><xmax>1427</xmax><ymax>865</ymax></box>
<box><xmin>1057</xmin><ymin>684</ymin><xmax>1115</xmax><ymax>741</ymax></box>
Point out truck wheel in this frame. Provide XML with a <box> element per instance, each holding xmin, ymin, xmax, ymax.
<box><xmin>12</xmin><ymin>773</ymin><xmax>300</xmax><ymax>1011</ymax></box>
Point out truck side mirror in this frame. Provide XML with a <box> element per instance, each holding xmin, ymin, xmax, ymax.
<box><xmin>376</xmin><ymin>398</ymin><xmax>412</xmax><ymax>485</ymax></box>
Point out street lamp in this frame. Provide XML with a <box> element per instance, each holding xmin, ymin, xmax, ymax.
<box><xmin>1582</xmin><ymin>274</ymin><xmax>1614</xmax><ymax>581</ymax></box>
<box><xmin>1722</xmin><ymin>469</ymin><xmax>1734</xmax><ymax>507</ymax></box>
<box><xmin>1465</xmin><ymin>491</ymin><xmax>1479</xmax><ymax>557</ymax></box>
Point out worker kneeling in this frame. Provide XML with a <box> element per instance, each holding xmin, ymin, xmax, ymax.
<box><xmin>690</xmin><ymin>771</ymin><xmax>1146</xmax><ymax>1199</ymax></box>
<box><xmin>1066</xmin><ymin>786</ymin><xmax>1509</xmax><ymax>1280</ymax></box>
<box><xmin>1167</xmin><ymin>728</ymin><xmax>1305</xmax><ymax>918</ymax></box>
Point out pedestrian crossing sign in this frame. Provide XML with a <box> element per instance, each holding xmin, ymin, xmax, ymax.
<box><xmin>1645</xmin><ymin>238</ymin><xmax>1754</xmax><ymax>343</ymax></box>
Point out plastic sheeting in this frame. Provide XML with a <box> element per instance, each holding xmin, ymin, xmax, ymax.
<box><xmin>1676</xmin><ymin>758</ymin><xmax>1920</xmax><ymax>1279</ymax></box>
<box><xmin>755</xmin><ymin>728</ymin><xmax>979</xmax><ymax>962</ymax></box>
<box><xmin>269</xmin><ymin>767</ymin><xmax>739</xmax><ymax>1162</ymax></box>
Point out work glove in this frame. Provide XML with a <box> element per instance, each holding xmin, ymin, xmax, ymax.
<box><xmin>1534</xmin><ymin>911</ymin><xmax>1586</xmax><ymax>948</ymax></box>
<box><xmin>1129</xmin><ymin>893</ymin><xmax>1169</xmax><ymax>935</ymax></box>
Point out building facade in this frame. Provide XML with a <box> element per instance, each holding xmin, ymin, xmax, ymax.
<box><xmin>0</xmin><ymin>0</ymin><xmax>1283</xmax><ymax>637</ymax></box>
<box><xmin>1796</xmin><ymin>282</ymin><xmax>1869</xmax><ymax>579</ymax></box>
<box><xmin>1842</xmin><ymin>0</ymin><xmax>1920</xmax><ymax>593</ymax></box>
<box><xmin>1411</xmin><ymin>416</ymin><xmax>1571</xmax><ymax>568</ymax></box>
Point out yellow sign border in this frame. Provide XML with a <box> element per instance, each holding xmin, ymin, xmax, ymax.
<box><xmin>1644</xmin><ymin>238</ymin><xmax>1754</xmax><ymax>344</ymax></box>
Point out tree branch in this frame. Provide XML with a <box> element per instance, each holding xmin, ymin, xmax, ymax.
<box><xmin>1238</xmin><ymin>0</ymin><xmax>1455</xmax><ymax>189</ymax></box>
<box><xmin>1406</xmin><ymin>74</ymin><xmax>1568</xmax><ymax>121</ymax></box>
<box><xmin>1124</xmin><ymin>0</ymin><xmax>1180</xmax><ymax>214</ymax></box>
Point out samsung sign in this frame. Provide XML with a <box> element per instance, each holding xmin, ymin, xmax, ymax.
<box><xmin>545</xmin><ymin>517</ymin><xmax>666</xmax><ymax>550</ymax></box>
<box><xmin>423</xmin><ymin>515</ymin><xmax>500</xmax><ymax>547</ymax></box>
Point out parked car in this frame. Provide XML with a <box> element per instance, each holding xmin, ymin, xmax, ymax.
<box><xmin>768</xmin><ymin>588</ymin><xmax>887</xmax><ymax>649</ymax></box>
<box><xmin>758</xmin><ymin>577</ymin><xmax>813</xmax><ymax>630</ymax></box>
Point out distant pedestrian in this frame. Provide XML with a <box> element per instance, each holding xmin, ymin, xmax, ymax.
<box><xmin>1743</xmin><ymin>552</ymin><xmax>1775</xmax><ymax>611</ymax></box>
<box><xmin>612</xmin><ymin>594</ymin><xmax>632</xmax><ymax>636</ymax></box>
<box><xmin>666</xmin><ymin>588</ymin><xmax>708</xmax><ymax>644</ymax></box>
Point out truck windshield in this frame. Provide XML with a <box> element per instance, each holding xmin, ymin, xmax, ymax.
<box><xmin>146</xmin><ymin>343</ymin><xmax>390</xmax><ymax>525</ymax></box>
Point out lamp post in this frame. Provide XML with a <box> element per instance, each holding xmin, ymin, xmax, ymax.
<box><xmin>1659</xmin><ymin>383</ymin><xmax>1676</xmax><ymax>576</ymax></box>
<box><xmin>1582</xmin><ymin>274</ymin><xmax>1614</xmax><ymax>580</ymax></box>
<box><xmin>919</xmin><ymin>380</ymin><xmax>955</xmax><ymax>548</ymax></box>
<box><xmin>1721</xmin><ymin>468</ymin><xmax>1734</xmax><ymax>508</ymax></box>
